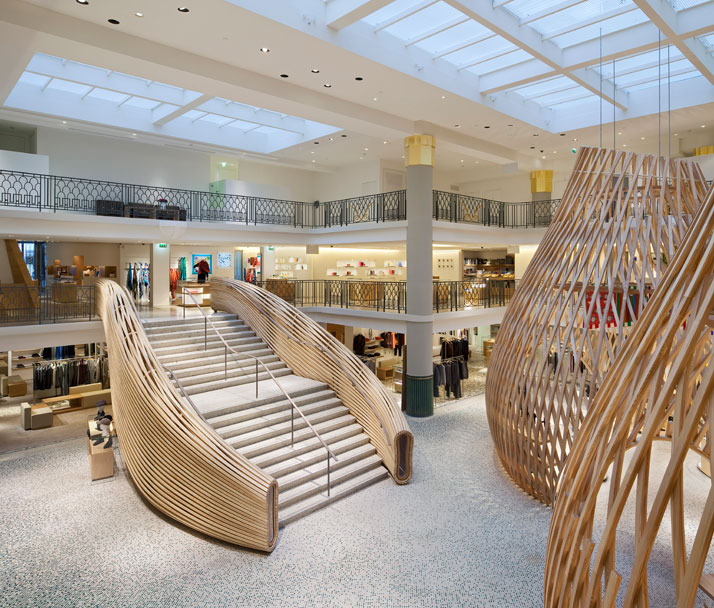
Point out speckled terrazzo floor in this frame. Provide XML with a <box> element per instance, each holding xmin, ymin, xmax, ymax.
<box><xmin>1</xmin><ymin>394</ymin><xmax>712</xmax><ymax>607</ymax></box>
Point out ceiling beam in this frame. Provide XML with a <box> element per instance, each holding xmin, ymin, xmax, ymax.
<box><xmin>631</xmin><ymin>0</ymin><xmax>714</xmax><ymax>86</ymax></box>
<box><xmin>374</xmin><ymin>0</ymin><xmax>437</xmax><ymax>32</ymax></box>
<box><xmin>153</xmin><ymin>93</ymin><xmax>212</xmax><ymax>126</ymax></box>
<box><xmin>442</xmin><ymin>0</ymin><xmax>627</xmax><ymax>108</ymax></box>
<box><xmin>325</xmin><ymin>0</ymin><xmax>393</xmax><ymax>31</ymax></box>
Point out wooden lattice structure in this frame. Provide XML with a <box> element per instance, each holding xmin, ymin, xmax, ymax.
<box><xmin>211</xmin><ymin>278</ymin><xmax>413</xmax><ymax>483</ymax></box>
<box><xmin>544</xmin><ymin>180</ymin><xmax>714</xmax><ymax>608</ymax></box>
<box><xmin>485</xmin><ymin>147</ymin><xmax>709</xmax><ymax>505</ymax></box>
<box><xmin>96</xmin><ymin>280</ymin><xmax>279</xmax><ymax>551</ymax></box>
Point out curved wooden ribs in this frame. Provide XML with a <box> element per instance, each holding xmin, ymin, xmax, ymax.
<box><xmin>485</xmin><ymin>147</ymin><xmax>709</xmax><ymax>505</ymax></box>
<box><xmin>96</xmin><ymin>280</ymin><xmax>278</xmax><ymax>551</ymax></box>
<box><xmin>545</xmin><ymin>180</ymin><xmax>714</xmax><ymax>607</ymax></box>
<box><xmin>211</xmin><ymin>278</ymin><xmax>413</xmax><ymax>484</ymax></box>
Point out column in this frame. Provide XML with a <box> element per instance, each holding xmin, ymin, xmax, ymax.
<box><xmin>404</xmin><ymin>134</ymin><xmax>435</xmax><ymax>417</ymax></box>
<box><xmin>150</xmin><ymin>243</ymin><xmax>171</xmax><ymax>308</ymax></box>
<box><xmin>529</xmin><ymin>169</ymin><xmax>553</xmax><ymax>201</ymax></box>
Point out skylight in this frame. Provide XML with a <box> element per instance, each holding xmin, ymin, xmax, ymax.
<box><xmin>4</xmin><ymin>53</ymin><xmax>341</xmax><ymax>154</ymax></box>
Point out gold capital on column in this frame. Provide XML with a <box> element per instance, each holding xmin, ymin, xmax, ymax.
<box><xmin>404</xmin><ymin>134</ymin><xmax>435</xmax><ymax>167</ymax></box>
<box><xmin>530</xmin><ymin>169</ymin><xmax>553</xmax><ymax>193</ymax></box>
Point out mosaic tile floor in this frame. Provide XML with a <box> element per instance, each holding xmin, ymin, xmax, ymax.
<box><xmin>1</xmin><ymin>395</ymin><xmax>712</xmax><ymax>607</ymax></box>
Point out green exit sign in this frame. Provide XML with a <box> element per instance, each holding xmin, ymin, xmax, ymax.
<box><xmin>158</xmin><ymin>243</ymin><xmax>168</xmax><ymax>248</ymax></box>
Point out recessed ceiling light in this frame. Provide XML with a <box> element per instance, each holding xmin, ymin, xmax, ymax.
<box><xmin>441</xmin><ymin>95</ymin><xmax>446</xmax><ymax>99</ymax></box>
<box><xmin>507</xmin><ymin>124</ymin><xmax>513</xmax><ymax>127</ymax></box>
<box><xmin>559</xmin><ymin>133</ymin><xmax>566</xmax><ymax>136</ymax></box>
<box><xmin>674</xmin><ymin>133</ymin><xmax>678</xmax><ymax>136</ymax></box>
<box><xmin>542</xmin><ymin>155</ymin><xmax>546</xmax><ymax>159</ymax></box>
<box><xmin>280</xmin><ymin>74</ymin><xmax>289</xmax><ymax>78</ymax></box>
<box><xmin>313</xmin><ymin>141</ymin><xmax>319</xmax><ymax>144</ymax></box>
<box><xmin>701</xmin><ymin>125</ymin><xmax>707</xmax><ymax>128</ymax></box>
<box><xmin>61</xmin><ymin>120</ymin><xmax>67</xmax><ymax>124</ymax></box>
<box><xmin>454</xmin><ymin>124</ymin><xmax>461</xmax><ymax>128</ymax></box>
<box><xmin>618</xmin><ymin>132</ymin><xmax>622</xmax><ymax>135</ymax></box>
<box><xmin>324</xmin><ymin>83</ymin><xmax>332</xmax><ymax>88</ymax></box>
<box><xmin>135</xmin><ymin>12</ymin><xmax>144</xmax><ymax>17</ymax></box>
<box><xmin>108</xmin><ymin>18</ymin><xmax>120</xmax><ymax>24</ymax></box>
<box><xmin>533</xmin><ymin>133</ymin><xmax>539</xmax><ymax>137</ymax></box>
<box><xmin>311</xmin><ymin>68</ymin><xmax>319</xmax><ymax>73</ymax></box>
<box><xmin>401</xmin><ymin>155</ymin><xmax>405</xmax><ymax>159</ymax></box>
<box><xmin>641</xmin><ymin>137</ymin><xmax>645</xmax><ymax>140</ymax></box>
<box><xmin>623</xmin><ymin>144</ymin><xmax>627</xmax><ymax>147</ymax></box>
<box><xmin>260</xmin><ymin>47</ymin><xmax>270</xmax><ymax>53</ymax></box>
<box><xmin>132</xmin><ymin>133</ymin><xmax>137</xmax><ymax>136</ymax></box>
<box><xmin>460</xmin><ymin>159</ymin><xmax>464</xmax><ymax>162</ymax></box>
<box><xmin>372</xmin><ymin>97</ymin><xmax>378</xmax><ymax>101</ymax></box>
<box><xmin>76</xmin><ymin>0</ymin><xmax>88</xmax><ymax>4</ymax></box>
<box><xmin>383</xmin><ymin>141</ymin><xmax>388</xmax><ymax>144</ymax></box>
<box><xmin>341</xmin><ymin>134</ymin><xmax>347</xmax><ymax>137</ymax></box>
<box><xmin>553</xmin><ymin>150</ymin><xmax>557</xmax><ymax>153</ymax></box>
<box><xmin>355</xmin><ymin>77</ymin><xmax>363</xmax><ymax>81</ymax></box>
<box><xmin>178</xmin><ymin>7</ymin><xmax>189</xmax><ymax>13</ymax></box>
<box><xmin>364</xmin><ymin>148</ymin><xmax>369</xmax><ymax>151</ymax></box>
<box><xmin>572</xmin><ymin>138</ymin><xmax>578</xmax><ymax>142</ymax></box>
<box><xmin>483</xmin><ymin>126</ymin><xmax>490</xmax><ymax>129</ymax></box>
<box><xmin>530</xmin><ymin>146</ymin><xmax>535</xmax><ymax>149</ymax></box>
<box><xmin>329</xmin><ymin>137</ymin><xmax>334</xmax><ymax>141</ymax></box>
<box><xmin>312</xmin><ymin>160</ymin><xmax>316</xmax><ymax>163</ymax></box>
<box><xmin>311</xmin><ymin>151</ymin><xmax>315</xmax><ymax>154</ymax></box>
<box><xmin>475</xmin><ymin>161</ymin><xmax>479</xmax><ymax>164</ymax></box>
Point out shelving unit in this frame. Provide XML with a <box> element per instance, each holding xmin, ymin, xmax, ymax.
<box><xmin>176</xmin><ymin>282</ymin><xmax>211</xmax><ymax>307</ymax></box>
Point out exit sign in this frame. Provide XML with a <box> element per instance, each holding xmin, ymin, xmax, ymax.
<box><xmin>158</xmin><ymin>243</ymin><xmax>168</xmax><ymax>248</ymax></box>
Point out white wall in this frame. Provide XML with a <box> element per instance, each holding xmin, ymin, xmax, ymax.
<box><xmin>695</xmin><ymin>153</ymin><xmax>714</xmax><ymax>181</ymax></box>
<box><xmin>314</xmin><ymin>160</ymin><xmax>381</xmax><ymax>201</ymax></box>
<box><xmin>36</xmin><ymin>127</ymin><xmax>211</xmax><ymax>190</ymax></box>
<box><xmin>237</xmin><ymin>161</ymin><xmax>316</xmax><ymax>202</ymax></box>
<box><xmin>0</xmin><ymin>149</ymin><xmax>49</xmax><ymax>174</ymax></box>
<box><xmin>46</xmin><ymin>242</ymin><xmax>120</xmax><ymax>269</ymax></box>
<box><xmin>514</xmin><ymin>245</ymin><xmax>538</xmax><ymax>280</ymax></box>
<box><xmin>312</xmin><ymin>247</ymin><xmax>407</xmax><ymax>280</ymax></box>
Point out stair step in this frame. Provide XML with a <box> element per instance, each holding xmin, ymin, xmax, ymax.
<box><xmin>142</xmin><ymin>313</ymin><xmax>236</xmax><ymax>329</ymax></box>
<box><xmin>236</xmin><ymin>413</ymin><xmax>356</xmax><ymax>459</ymax></box>
<box><xmin>175</xmin><ymin>359</ymin><xmax>286</xmax><ymax>388</ymax></box>
<box><xmin>153</xmin><ymin>338</ymin><xmax>265</xmax><ymax>363</ymax></box>
<box><xmin>144</xmin><ymin>318</ymin><xmax>243</xmax><ymax>335</ymax></box>
<box><xmin>182</xmin><ymin>367</ymin><xmax>293</xmax><ymax>396</ymax></box>
<box><xmin>270</xmin><ymin>440</ymin><xmax>376</xmax><ymax>491</ymax></box>
<box><xmin>250</xmin><ymin>423</ymin><xmax>365</xmax><ymax>470</ymax></box>
<box><xmin>206</xmin><ymin>389</ymin><xmax>337</xmax><ymax>428</ymax></box>
<box><xmin>171</xmin><ymin>354</ymin><xmax>282</xmax><ymax>381</ymax></box>
<box><xmin>216</xmin><ymin>396</ymin><xmax>343</xmax><ymax>440</ymax></box>
<box><xmin>278</xmin><ymin>461</ymin><xmax>388</xmax><ymax>526</ymax></box>
<box><xmin>148</xmin><ymin>329</ymin><xmax>257</xmax><ymax>348</ymax></box>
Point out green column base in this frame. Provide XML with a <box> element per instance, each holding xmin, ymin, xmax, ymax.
<box><xmin>405</xmin><ymin>374</ymin><xmax>434</xmax><ymax>418</ymax></box>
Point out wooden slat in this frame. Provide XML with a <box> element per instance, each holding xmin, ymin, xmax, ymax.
<box><xmin>486</xmin><ymin>148</ymin><xmax>709</xmax><ymax>505</ymax></box>
<box><xmin>211</xmin><ymin>279</ymin><xmax>413</xmax><ymax>484</ymax></box>
<box><xmin>96</xmin><ymin>280</ymin><xmax>278</xmax><ymax>552</ymax></box>
<box><xmin>544</xmin><ymin>163</ymin><xmax>714</xmax><ymax>606</ymax></box>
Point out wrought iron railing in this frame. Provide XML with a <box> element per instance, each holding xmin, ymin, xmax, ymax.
<box><xmin>0</xmin><ymin>168</ymin><xmax>561</xmax><ymax>228</ymax></box>
<box><xmin>432</xmin><ymin>190</ymin><xmax>560</xmax><ymax>227</ymax></box>
<box><xmin>0</xmin><ymin>283</ymin><xmax>95</xmax><ymax>325</ymax></box>
<box><xmin>257</xmin><ymin>278</ymin><xmax>517</xmax><ymax>314</ymax></box>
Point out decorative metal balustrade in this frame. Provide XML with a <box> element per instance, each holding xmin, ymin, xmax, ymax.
<box><xmin>433</xmin><ymin>190</ymin><xmax>560</xmax><ymax>227</ymax></box>
<box><xmin>0</xmin><ymin>168</ymin><xmax>560</xmax><ymax>228</ymax></box>
<box><xmin>257</xmin><ymin>278</ymin><xmax>516</xmax><ymax>314</ymax></box>
<box><xmin>0</xmin><ymin>283</ymin><xmax>95</xmax><ymax>325</ymax></box>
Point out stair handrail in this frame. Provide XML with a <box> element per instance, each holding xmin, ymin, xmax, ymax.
<box><xmin>180</xmin><ymin>288</ymin><xmax>338</xmax><ymax>484</ymax></box>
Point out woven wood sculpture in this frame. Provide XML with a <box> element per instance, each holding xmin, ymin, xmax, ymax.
<box><xmin>211</xmin><ymin>279</ymin><xmax>413</xmax><ymax>483</ymax></box>
<box><xmin>486</xmin><ymin>147</ymin><xmax>709</xmax><ymax>505</ymax></box>
<box><xmin>544</xmin><ymin>181</ymin><xmax>714</xmax><ymax>607</ymax></box>
<box><xmin>96</xmin><ymin>280</ymin><xmax>279</xmax><ymax>551</ymax></box>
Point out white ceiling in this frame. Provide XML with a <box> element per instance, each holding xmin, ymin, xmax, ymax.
<box><xmin>0</xmin><ymin>0</ymin><xmax>712</xmax><ymax>173</ymax></box>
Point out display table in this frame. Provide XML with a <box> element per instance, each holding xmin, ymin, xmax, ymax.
<box><xmin>88</xmin><ymin>417</ymin><xmax>115</xmax><ymax>481</ymax></box>
<box><xmin>177</xmin><ymin>282</ymin><xmax>211</xmax><ymax>307</ymax></box>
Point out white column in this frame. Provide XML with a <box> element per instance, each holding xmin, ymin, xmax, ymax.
<box><xmin>150</xmin><ymin>243</ymin><xmax>171</xmax><ymax>308</ymax></box>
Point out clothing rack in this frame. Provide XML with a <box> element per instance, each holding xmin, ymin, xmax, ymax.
<box><xmin>32</xmin><ymin>354</ymin><xmax>110</xmax><ymax>397</ymax></box>
<box><xmin>434</xmin><ymin>354</ymin><xmax>465</xmax><ymax>363</ymax></box>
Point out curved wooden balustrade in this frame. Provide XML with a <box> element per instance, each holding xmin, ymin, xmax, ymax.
<box><xmin>96</xmin><ymin>280</ymin><xmax>278</xmax><ymax>551</ymax></box>
<box><xmin>544</xmin><ymin>182</ymin><xmax>714</xmax><ymax>607</ymax></box>
<box><xmin>211</xmin><ymin>278</ymin><xmax>413</xmax><ymax>484</ymax></box>
<box><xmin>485</xmin><ymin>147</ymin><xmax>709</xmax><ymax>505</ymax></box>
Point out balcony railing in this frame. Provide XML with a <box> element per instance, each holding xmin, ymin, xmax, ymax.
<box><xmin>258</xmin><ymin>278</ymin><xmax>517</xmax><ymax>314</ymax></box>
<box><xmin>0</xmin><ymin>168</ymin><xmax>559</xmax><ymax>229</ymax></box>
<box><xmin>432</xmin><ymin>190</ymin><xmax>560</xmax><ymax>227</ymax></box>
<box><xmin>0</xmin><ymin>283</ymin><xmax>95</xmax><ymax>325</ymax></box>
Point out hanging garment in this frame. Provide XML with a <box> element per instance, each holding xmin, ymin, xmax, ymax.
<box><xmin>353</xmin><ymin>334</ymin><xmax>366</xmax><ymax>355</ymax></box>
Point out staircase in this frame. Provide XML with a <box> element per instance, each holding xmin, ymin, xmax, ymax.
<box><xmin>143</xmin><ymin>313</ymin><xmax>388</xmax><ymax>526</ymax></box>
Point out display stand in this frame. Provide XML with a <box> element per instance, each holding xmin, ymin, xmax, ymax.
<box><xmin>176</xmin><ymin>282</ymin><xmax>211</xmax><ymax>307</ymax></box>
<box><xmin>87</xmin><ymin>417</ymin><xmax>115</xmax><ymax>481</ymax></box>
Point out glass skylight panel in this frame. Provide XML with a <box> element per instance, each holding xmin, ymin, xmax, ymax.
<box><xmin>511</xmin><ymin>75</ymin><xmax>579</xmax><ymax>98</ymax></box>
<box><xmin>223</xmin><ymin>119</ymin><xmax>260</xmax><ymax>130</ymax></box>
<box><xmin>122</xmin><ymin>96</ymin><xmax>162</xmax><ymax>110</ymax></box>
<box><xmin>412</xmin><ymin>19</ymin><xmax>491</xmax><ymax>54</ymax></box>
<box><xmin>361</xmin><ymin>0</ymin><xmax>429</xmax><ymax>26</ymax></box>
<box><xmin>667</xmin><ymin>0</ymin><xmax>712</xmax><ymax>9</ymax></box>
<box><xmin>86</xmin><ymin>88</ymin><xmax>129</xmax><ymax>103</ymax></box>
<box><xmin>198</xmin><ymin>113</ymin><xmax>234</xmax><ymax>126</ymax></box>
<box><xmin>550</xmin><ymin>9</ymin><xmax>649</xmax><ymax>47</ymax></box>
<box><xmin>380</xmin><ymin>2</ymin><xmax>462</xmax><ymax>40</ymax></box>
<box><xmin>610</xmin><ymin>58</ymin><xmax>693</xmax><ymax>86</ymax></box>
<box><xmin>445</xmin><ymin>35</ymin><xmax>516</xmax><ymax>67</ymax></box>
<box><xmin>547</xmin><ymin>95</ymin><xmax>604</xmax><ymax>110</ymax></box>
<box><xmin>596</xmin><ymin>48</ymin><xmax>685</xmax><ymax>78</ymax></box>
<box><xmin>697</xmin><ymin>33</ymin><xmax>714</xmax><ymax>51</ymax></box>
<box><xmin>183</xmin><ymin>110</ymin><xmax>205</xmax><ymax>120</ymax></box>
<box><xmin>18</xmin><ymin>72</ymin><xmax>50</xmax><ymax>87</ymax></box>
<box><xmin>527</xmin><ymin>0</ymin><xmax>636</xmax><ymax>37</ymax></box>
<box><xmin>625</xmin><ymin>69</ymin><xmax>699</xmax><ymax>91</ymax></box>
<box><xmin>465</xmin><ymin>49</ymin><xmax>534</xmax><ymax>75</ymax></box>
<box><xmin>503</xmin><ymin>0</ymin><xmax>581</xmax><ymax>21</ymax></box>
<box><xmin>535</xmin><ymin>87</ymin><xmax>594</xmax><ymax>106</ymax></box>
<box><xmin>45</xmin><ymin>79</ymin><xmax>92</xmax><ymax>96</ymax></box>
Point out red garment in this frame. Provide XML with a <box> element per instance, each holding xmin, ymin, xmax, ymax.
<box><xmin>195</xmin><ymin>260</ymin><xmax>210</xmax><ymax>275</ymax></box>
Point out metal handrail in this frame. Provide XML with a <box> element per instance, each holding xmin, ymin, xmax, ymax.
<box><xmin>180</xmin><ymin>288</ymin><xmax>338</xmax><ymax>492</ymax></box>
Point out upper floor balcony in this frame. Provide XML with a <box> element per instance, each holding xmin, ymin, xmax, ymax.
<box><xmin>0</xmin><ymin>168</ymin><xmax>560</xmax><ymax>231</ymax></box>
